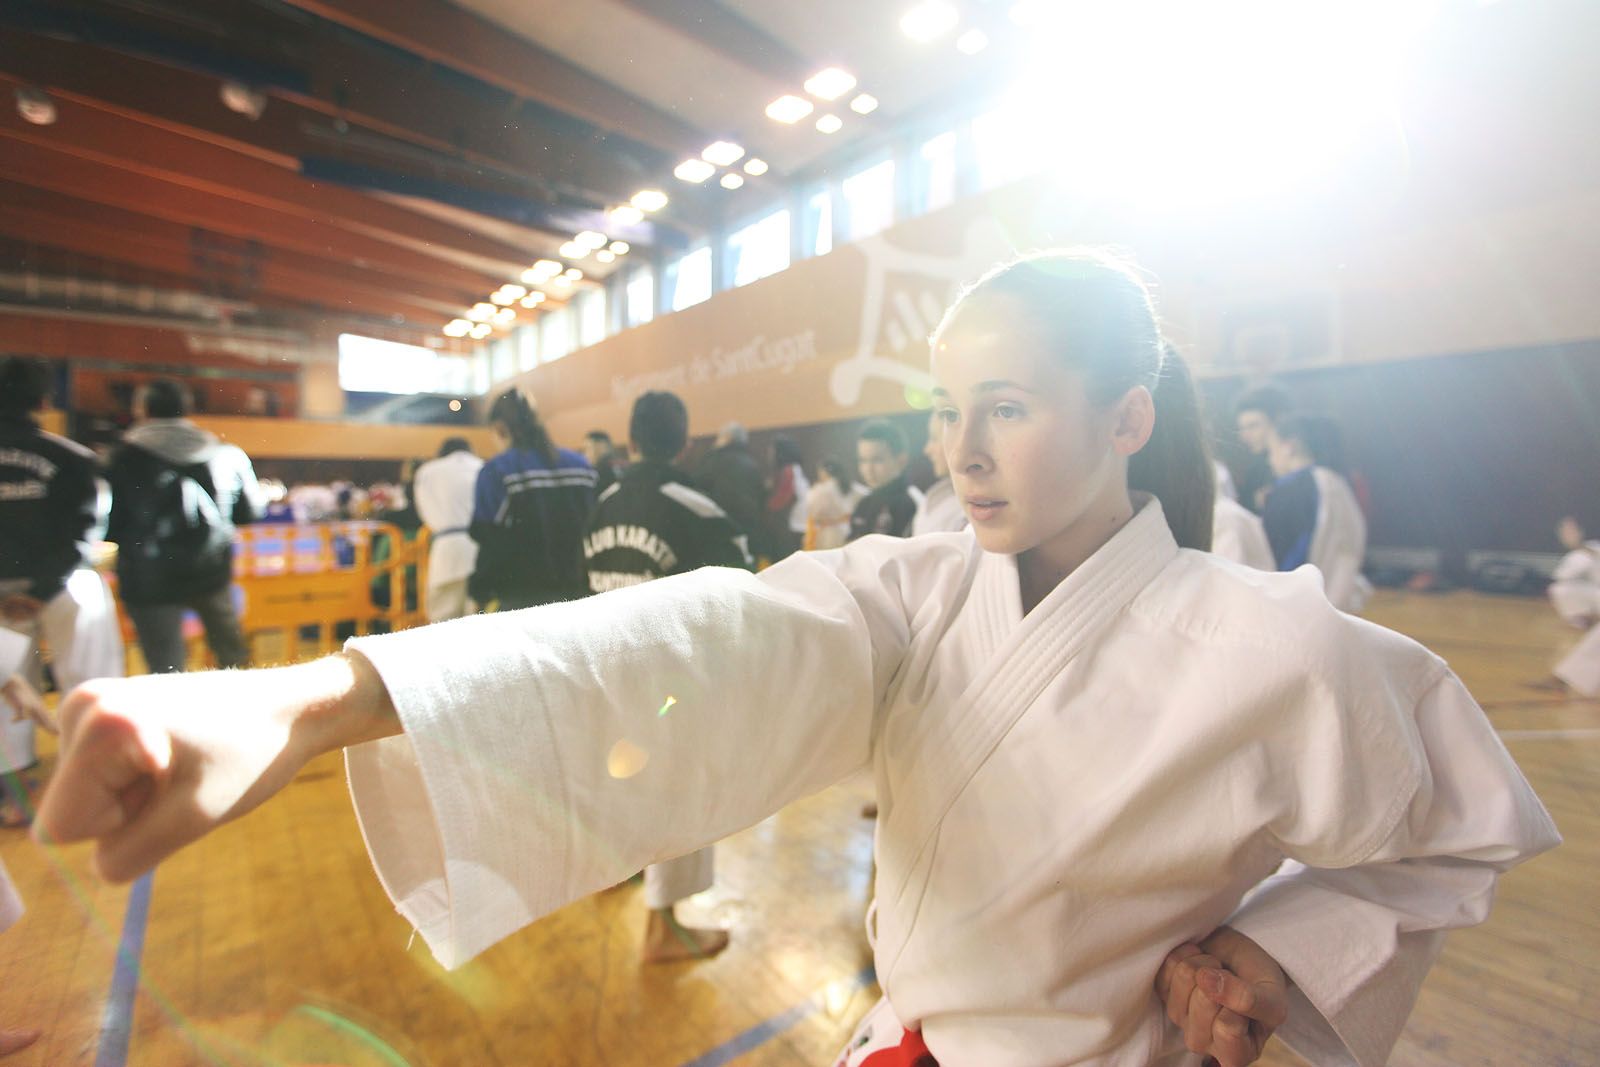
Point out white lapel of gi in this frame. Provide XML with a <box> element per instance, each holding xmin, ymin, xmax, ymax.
<box><xmin>874</xmin><ymin>498</ymin><xmax>1179</xmax><ymax>980</ymax></box>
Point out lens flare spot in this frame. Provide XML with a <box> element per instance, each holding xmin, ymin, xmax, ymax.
<box><xmin>608</xmin><ymin>738</ymin><xmax>650</xmax><ymax>779</ymax></box>
<box><xmin>658</xmin><ymin>695</ymin><xmax>678</xmax><ymax>717</ymax></box>
<box><xmin>904</xmin><ymin>384</ymin><xmax>933</xmax><ymax>410</ymax></box>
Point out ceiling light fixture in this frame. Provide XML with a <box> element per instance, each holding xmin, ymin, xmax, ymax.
<box><xmin>606</xmin><ymin>204</ymin><xmax>644</xmax><ymax>227</ymax></box>
<box><xmin>955</xmin><ymin>28</ymin><xmax>990</xmax><ymax>54</ymax></box>
<box><xmin>564</xmin><ymin>267</ymin><xmax>584</xmax><ymax>280</ymax></box>
<box><xmin>468</xmin><ymin>302</ymin><xmax>496</xmax><ymax>321</ymax></box>
<box><xmin>558</xmin><ymin>240</ymin><xmax>585</xmax><ymax>259</ymax></box>
<box><xmin>701</xmin><ymin>141</ymin><xmax>746</xmax><ymax>166</ymax></box>
<box><xmin>520</xmin><ymin>291</ymin><xmax>547</xmax><ymax>308</ymax></box>
<box><xmin>720</xmin><ymin>173</ymin><xmax>744</xmax><ymax>190</ymax></box>
<box><xmin>815</xmin><ymin>113</ymin><xmax>843</xmax><ymax>134</ymax></box>
<box><xmin>499</xmin><ymin>283</ymin><xmax>527</xmax><ymax>299</ymax></box>
<box><xmin>804</xmin><ymin>68</ymin><xmax>858</xmax><ymax>101</ymax></box>
<box><xmin>575</xmin><ymin>230</ymin><xmax>608</xmax><ymax>250</ymax></box>
<box><xmin>493</xmin><ymin>307</ymin><xmax>516</xmax><ymax>325</ymax></box>
<box><xmin>469</xmin><ymin>323</ymin><xmax>493</xmax><ymax>339</ymax></box>
<box><xmin>609</xmin><ymin>241</ymin><xmax>630</xmax><ymax>255</ymax></box>
<box><xmin>765</xmin><ymin>94</ymin><xmax>815</xmax><ymax>124</ymax></box>
<box><xmin>550</xmin><ymin>275</ymin><xmax>572</xmax><ymax>288</ymax></box>
<box><xmin>900</xmin><ymin>1</ymin><xmax>959</xmax><ymax>42</ymax></box>
<box><xmin>595</xmin><ymin>249</ymin><xmax>616</xmax><ymax>263</ymax></box>
<box><xmin>14</xmin><ymin>87</ymin><xmax>57</xmax><ymax>126</ymax></box>
<box><xmin>849</xmin><ymin>93</ymin><xmax>879</xmax><ymax>115</ymax></box>
<box><xmin>743</xmin><ymin>158</ymin><xmax>769</xmax><ymax>176</ymax></box>
<box><xmin>443</xmin><ymin>319</ymin><xmax>471</xmax><ymax>337</ymax></box>
<box><xmin>673</xmin><ymin>158</ymin><xmax>717</xmax><ymax>183</ymax></box>
<box><xmin>490</xmin><ymin>291</ymin><xmax>516</xmax><ymax>306</ymax></box>
<box><xmin>220</xmin><ymin>81</ymin><xmax>268</xmax><ymax>120</ymax></box>
<box><xmin>631</xmin><ymin>189</ymin><xmax>669</xmax><ymax>212</ymax></box>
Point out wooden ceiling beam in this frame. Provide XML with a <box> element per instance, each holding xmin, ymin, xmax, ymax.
<box><xmin>275</xmin><ymin>0</ymin><xmax>712</xmax><ymax>158</ymax></box>
<box><xmin>0</xmin><ymin>138</ymin><xmax>511</xmax><ymax>294</ymax></box>
<box><xmin>611</xmin><ymin>0</ymin><xmax>816</xmax><ymax>88</ymax></box>
<box><xmin>0</xmin><ymin>209</ymin><xmax>467</xmax><ymax>325</ymax></box>
<box><xmin>0</xmin><ymin>180</ymin><xmax>484</xmax><ymax>311</ymax></box>
<box><xmin>0</xmin><ymin>72</ymin><xmax>537</xmax><ymax>273</ymax></box>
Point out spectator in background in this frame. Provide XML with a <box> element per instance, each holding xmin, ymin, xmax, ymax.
<box><xmin>581</xmin><ymin>430</ymin><xmax>626</xmax><ymax>498</ymax></box>
<box><xmin>580</xmin><ymin>391</ymin><xmax>752</xmax><ymax>961</ymax></box>
<box><xmin>765</xmin><ymin>436</ymin><xmax>809</xmax><ymax>562</ymax></box>
<box><xmin>1264</xmin><ymin>415</ymin><xmax>1370</xmax><ymax>613</ymax></box>
<box><xmin>912</xmin><ymin>410</ymin><xmax>966</xmax><ymax>536</ymax></box>
<box><xmin>1549</xmin><ymin>517</ymin><xmax>1600</xmax><ymax>628</ymax></box>
<box><xmin>107</xmin><ymin>379</ymin><xmax>265</xmax><ymax>673</ymax></box>
<box><xmin>848</xmin><ymin>419</ymin><xmax>922</xmax><ymax>541</ymax></box>
<box><xmin>1233</xmin><ymin>384</ymin><xmax>1292</xmax><ymax>512</ymax></box>
<box><xmin>805</xmin><ymin>459</ymin><xmax>867</xmax><ymax>550</ymax></box>
<box><xmin>469</xmin><ymin>390</ymin><xmax>595</xmax><ymax>610</ymax></box>
<box><xmin>414</xmin><ymin>437</ymin><xmax>484</xmax><ymax>623</ymax></box>
<box><xmin>0</xmin><ymin>357</ymin><xmax>124</xmax><ymax>704</ymax></box>
<box><xmin>692</xmin><ymin>422</ymin><xmax>767</xmax><ymax>560</ymax></box>
<box><xmin>3</xmin><ymin>626</ymin><xmax>51</xmax><ymax>1048</ymax></box>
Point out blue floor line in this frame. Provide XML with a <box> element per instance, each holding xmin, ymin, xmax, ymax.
<box><xmin>93</xmin><ymin>869</ymin><xmax>154</xmax><ymax>1067</ymax></box>
<box><xmin>676</xmin><ymin>963</ymin><xmax>877</xmax><ymax>1067</ymax></box>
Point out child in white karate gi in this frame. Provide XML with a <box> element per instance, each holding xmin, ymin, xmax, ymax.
<box><xmin>33</xmin><ymin>252</ymin><xmax>1558</xmax><ymax>1067</ymax></box>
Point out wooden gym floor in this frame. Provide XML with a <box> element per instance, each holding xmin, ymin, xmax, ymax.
<box><xmin>1</xmin><ymin>590</ymin><xmax>1595</xmax><ymax>1066</ymax></box>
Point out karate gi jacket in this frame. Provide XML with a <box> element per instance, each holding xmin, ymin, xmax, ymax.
<box><xmin>344</xmin><ymin>497</ymin><xmax>1558</xmax><ymax>1067</ymax></box>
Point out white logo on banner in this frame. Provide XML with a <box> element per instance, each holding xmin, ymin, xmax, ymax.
<box><xmin>830</xmin><ymin>217</ymin><xmax>1015</xmax><ymax>407</ymax></box>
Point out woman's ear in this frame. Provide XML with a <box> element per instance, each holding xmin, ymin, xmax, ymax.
<box><xmin>1111</xmin><ymin>385</ymin><xmax>1156</xmax><ymax>457</ymax></box>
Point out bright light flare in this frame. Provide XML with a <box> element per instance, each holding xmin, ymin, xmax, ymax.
<box><xmin>1008</xmin><ymin>0</ymin><xmax>1439</xmax><ymax>207</ymax></box>
<box><xmin>674</xmin><ymin>158</ymin><xmax>716</xmax><ymax>183</ymax></box>
<box><xmin>901</xmin><ymin>1</ymin><xmax>959</xmax><ymax>42</ymax></box>
<box><xmin>765</xmin><ymin>94</ymin><xmax>814</xmax><ymax>124</ymax></box>
<box><xmin>804</xmin><ymin>67</ymin><xmax>857</xmax><ymax>101</ymax></box>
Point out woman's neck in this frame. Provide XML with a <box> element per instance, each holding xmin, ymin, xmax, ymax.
<box><xmin>1015</xmin><ymin>492</ymin><xmax>1136</xmax><ymax>615</ymax></box>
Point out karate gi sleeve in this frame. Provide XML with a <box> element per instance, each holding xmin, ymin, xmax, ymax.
<box><xmin>1228</xmin><ymin>671</ymin><xmax>1561</xmax><ymax>1067</ymax></box>
<box><xmin>342</xmin><ymin>545</ymin><xmax>919</xmax><ymax>968</ymax></box>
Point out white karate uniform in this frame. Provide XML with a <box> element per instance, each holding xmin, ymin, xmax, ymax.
<box><xmin>806</xmin><ymin>480</ymin><xmax>868</xmax><ymax>550</ymax></box>
<box><xmin>413</xmin><ymin>451</ymin><xmax>485</xmax><ymax>623</ymax></box>
<box><xmin>912</xmin><ymin>478</ymin><xmax>969</xmax><ymax>536</ymax></box>
<box><xmin>1308</xmin><ymin>467</ymin><xmax>1372</xmax><ymax>614</ymax></box>
<box><xmin>1553</xmin><ymin>619</ymin><xmax>1600</xmax><ymax>696</ymax></box>
<box><xmin>1548</xmin><ymin>542</ymin><xmax>1600</xmax><ymax>627</ymax></box>
<box><xmin>0</xmin><ymin>624</ymin><xmax>23</xmax><ymax>926</ymax></box>
<box><xmin>343</xmin><ymin>498</ymin><xmax>1557</xmax><ymax>1067</ymax></box>
<box><xmin>1210</xmin><ymin>496</ymin><xmax>1274</xmax><ymax>570</ymax></box>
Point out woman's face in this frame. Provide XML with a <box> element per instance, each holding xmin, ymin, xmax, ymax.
<box><xmin>930</xmin><ymin>295</ymin><xmax>1143</xmax><ymax>560</ymax></box>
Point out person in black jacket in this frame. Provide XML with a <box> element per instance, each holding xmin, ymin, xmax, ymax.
<box><xmin>691</xmin><ymin>421</ymin><xmax>768</xmax><ymax>561</ymax></box>
<box><xmin>848</xmin><ymin>419</ymin><xmax>922</xmax><ymax>541</ymax></box>
<box><xmin>106</xmin><ymin>380</ymin><xmax>265</xmax><ymax>674</ymax></box>
<box><xmin>0</xmin><ymin>356</ymin><xmax>124</xmax><ymax>700</ymax></box>
<box><xmin>582</xmin><ymin>391</ymin><xmax>751</xmax><ymax>962</ymax></box>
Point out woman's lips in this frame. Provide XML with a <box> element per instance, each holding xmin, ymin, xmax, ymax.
<box><xmin>964</xmin><ymin>497</ymin><xmax>1007</xmax><ymax>522</ymax></box>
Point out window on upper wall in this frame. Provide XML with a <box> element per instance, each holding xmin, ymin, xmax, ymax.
<box><xmin>489</xmin><ymin>336</ymin><xmax>516</xmax><ymax>384</ymax></box>
<box><xmin>337</xmin><ymin>334</ymin><xmax>469</xmax><ymax>394</ymax></box>
<box><xmin>801</xmin><ymin>187</ymin><xmax>833</xmax><ymax>258</ymax></box>
<box><xmin>540</xmin><ymin>306</ymin><xmax>575</xmax><ymax>363</ymax></box>
<box><xmin>577</xmin><ymin>288</ymin><xmax>606</xmax><ymax>347</ymax></box>
<box><xmin>840</xmin><ymin>157</ymin><xmax>896</xmax><ymax>242</ymax></box>
<box><xmin>516</xmin><ymin>323</ymin><xmax>540</xmax><ymax>371</ymax></box>
<box><xmin>972</xmin><ymin>107</ymin><xmax>1042</xmax><ymax>191</ymax></box>
<box><xmin>626</xmin><ymin>266</ymin><xmax>655</xmax><ymax>327</ymax></box>
<box><xmin>666</xmin><ymin>245</ymin><xmax>712</xmax><ymax>311</ymax></box>
<box><xmin>913</xmin><ymin>131</ymin><xmax>958</xmax><ymax>214</ymax></box>
<box><xmin>725</xmin><ymin>208</ymin><xmax>792</xmax><ymax>288</ymax></box>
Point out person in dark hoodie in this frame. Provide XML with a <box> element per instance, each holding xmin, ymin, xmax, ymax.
<box><xmin>107</xmin><ymin>379</ymin><xmax>265</xmax><ymax>674</ymax></box>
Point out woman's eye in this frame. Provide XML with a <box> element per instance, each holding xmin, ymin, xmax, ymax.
<box><xmin>992</xmin><ymin>403</ymin><xmax>1023</xmax><ymax>420</ymax></box>
<box><xmin>934</xmin><ymin>408</ymin><xmax>958</xmax><ymax>424</ymax></box>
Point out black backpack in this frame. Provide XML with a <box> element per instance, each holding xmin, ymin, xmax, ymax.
<box><xmin>148</xmin><ymin>461</ymin><xmax>233</xmax><ymax>568</ymax></box>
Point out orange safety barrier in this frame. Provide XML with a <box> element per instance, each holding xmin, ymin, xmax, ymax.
<box><xmin>232</xmin><ymin>521</ymin><xmax>431</xmax><ymax>658</ymax></box>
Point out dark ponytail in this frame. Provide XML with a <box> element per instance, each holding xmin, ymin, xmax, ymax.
<box><xmin>488</xmin><ymin>389</ymin><xmax>558</xmax><ymax>467</ymax></box>
<box><xmin>1129</xmin><ymin>345</ymin><xmax>1213</xmax><ymax>550</ymax></box>
<box><xmin>936</xmin><ymin>250</ymin><xmax>1214</xmax><ymax>550</ymax></box>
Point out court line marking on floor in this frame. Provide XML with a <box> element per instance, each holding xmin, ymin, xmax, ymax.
<box><xmin>93</xmin><ymin>869</ymin><xmax>154</xmax><ymax>1067</ymax></box>
<box><xmin>1498</xmin><ymin>728</ymin><xmax>1600</xmax><ymax>741</ymax></box>
<box><xmin>677</xmin><ymin>964</ymin><xmax>877</xmax><ymax>1067</ymax></box>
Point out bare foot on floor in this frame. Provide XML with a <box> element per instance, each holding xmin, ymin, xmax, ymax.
<box><xmin>642</xmin><ymin>910</ymin><xmax>729</xmax><ymax>963</ymax></box>
<box><xmin>0</xmin><ymin>1028</ymin><xmax>42</xmax><ymax>1057</ymax></box>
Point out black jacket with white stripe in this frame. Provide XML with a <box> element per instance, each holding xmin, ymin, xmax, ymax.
<box><xmin>581</xmin><ymin>460</ymin><xmax>753</xmax><ymax>594</ymax></box>
<box><xmin>469</xmin><ymin>446</ymin><xmax>596</xmax><ymax>609</ymax></box>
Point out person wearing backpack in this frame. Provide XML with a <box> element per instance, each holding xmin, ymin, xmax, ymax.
<box><xmin>107</xmin><ymin>380</ymin><xmax>266</xmax><ymax>674</ymax></box>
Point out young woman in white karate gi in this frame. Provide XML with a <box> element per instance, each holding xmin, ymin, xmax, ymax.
<box><xmin>34</xmin><ymin>252</ymin><xmax>1558</xmax><ymax>1067</ymax></box>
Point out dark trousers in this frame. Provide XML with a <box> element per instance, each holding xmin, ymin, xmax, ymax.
<box><xmin>125</xmin><ymin>585</ymin><xmax>250</xmax><ymax>674</ymax></box>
